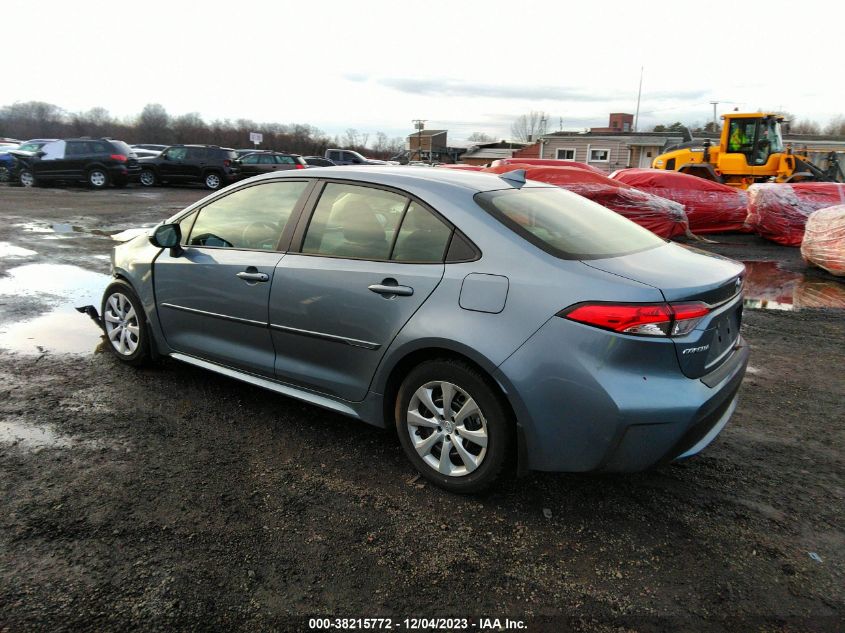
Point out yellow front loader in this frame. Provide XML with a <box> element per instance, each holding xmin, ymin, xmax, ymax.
<box><xmin>652</xmin><ymin>112</ymin><xmax>843</xmax><ymax>189</ymax></box>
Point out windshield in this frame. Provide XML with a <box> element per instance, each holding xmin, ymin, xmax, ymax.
<box><xmin>761</xmin><ymin>117</ymin><xmax>784</xmax><ymax>153</ymax></box>
<box><xmin>17</xmin><ymin>142</ymin><xmax>46</xmax><ymax>152</ymax></box>
<box><xmin>475</xmin><ymin>188</ymin><xmax>664</xmax><ymax>260</ymax></box>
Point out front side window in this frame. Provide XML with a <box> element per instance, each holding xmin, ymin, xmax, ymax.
<box><xmin>186</xmin><ymin>180</ymin><xmax>308</xmax><ymax>250</ymax></box>
<box><xmin>166</xmin><ymin>147</ymin><xmax>188</xmax><ymax>161</ymax></box>
<box><xmin>258</xmin><ymin>154</ymin><xmax>275</xmax><ymax>165</ymax></box>
<box><xmin>475</xmin><ymin>187</ymin><xmax>663</xmax><ymax>260</ymax></box>
<box><xmin>302</xmin><ymin>183</ymin><xmax>407</xmax><ymax>259</ymax></box>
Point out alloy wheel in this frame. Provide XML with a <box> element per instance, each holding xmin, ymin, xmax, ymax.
<box><xmin>205</xmin><ymin>173</ymin><xmax>221</xmax><ymax>189</ymax></box>
<box><xmin>406</xmin><ymin>381</ymin><xmax>488</xmax><ymax>477</ymax></box>
<box><xmin>139</xmin><ymin>170</ymin><xmax>155</xmax><ymax>186</ymax></box>
<box><xmin>89</xmin><ymin>170</ymin><xmax>107</xmax><ymax>188</ymax></box>
<box><xmin>19</xmin><ymin>170</ymin><xmax>35</xmax><ymax>187</ymax></box>
<box><xmin>103</xmin><ymin>292</ymin><xmax>140</xmax><ymax>356</ymax></box>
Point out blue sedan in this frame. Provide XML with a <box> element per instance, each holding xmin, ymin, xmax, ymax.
<box><xmin>100</xmin><ymin>167</ymin><xmax>748</xmax><ymax>492</ymax></box>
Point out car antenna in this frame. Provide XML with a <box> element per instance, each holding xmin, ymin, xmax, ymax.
<box><xmin>498</xmin><ymin>169</ymin><xmax>526</xmax><ymax>188</ymax></box>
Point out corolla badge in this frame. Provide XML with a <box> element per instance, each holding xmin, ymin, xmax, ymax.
<box><xmin>682</xmin><ymin>345</ymin><xmax>710</xmax><ymax>355</ymax></box>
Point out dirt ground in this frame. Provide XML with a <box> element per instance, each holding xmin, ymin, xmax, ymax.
<box><xmin>0</xmin><ymin>185</ymin><xmax>842</xmax><ymax>632</ymax></box>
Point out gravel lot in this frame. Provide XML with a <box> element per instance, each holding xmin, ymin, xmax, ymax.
<box><xmin>0</xmin><ymin>185</ymin><xmax>843</xmax><ymax>632</ymax></box>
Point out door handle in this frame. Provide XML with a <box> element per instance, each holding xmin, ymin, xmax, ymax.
<box><xmin>368</xmin><ymin>279</ymin><xmax>414</xmax><ymax>297</ymax></box>
<box><xmin>237</xmin><ymin>271</ymin><xmax>269</xmax><ymax>283</ymax></box>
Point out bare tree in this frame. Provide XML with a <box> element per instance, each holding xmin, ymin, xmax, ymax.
<box><xmin>359</xmin><ymin>132</ymin><xmax>370</xmax><ymax>149</ymax></box>
<box><xmin>343</xmin><ymin>128</ymin><xmax>360</xmax><ymax>147</ymax></box>
<box><xmin>824</xmin><ymin>115</ymin><xmax>845</xmax><ymax>136</ymax></box>
<box><xmin>172</xmin><ymin>112</ymin><xmax>206</xmax><ymax>144</ymax></box>
<box><xmin>510</xmin><ymin>111</ymin><xmax>549</xmax><ymax>142</ymax></box>
<box><xmin>137</xmin><ymin>103</ymin><xmax>171</xmax><ymax>143</ymax></box>
<box><xmin>467</xmin><ymin>132</ymin><xmax>494</xmax><ymax>143</ymax></box>
<box><xmin>789</xmin><ymin>119</ymin><xmax>822</xmax><ymax>135</ymax></box>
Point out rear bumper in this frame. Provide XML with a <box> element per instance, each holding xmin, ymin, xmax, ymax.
<box><xmin>494</xmin><ymin>316</ymin><xmax>749</xmax><ymax>473</ymax></box>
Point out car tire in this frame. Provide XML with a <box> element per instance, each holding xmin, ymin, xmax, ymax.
<box><xmin>19</xmin><ymin>168</ymin><xmax>37</xmax><ymax>187</ymax></box>
<box><xmin>203</xmin><ymin>171</ymin><xmax>222</xmax><ymax>190</ymax></box>
<box><xmin>87</xmin><ymin>167</ymin><xmax>109</xmax><ymax>190</ymax></box>
<box><xmin>395</xmin><ymin>359</ymin><xmax>511</xmax><ymax>493</ymax></box>
<box><xmin>101</xmin><ymin>281</ymin><xmax>150</xmax><ymax>366</ymax></box>
<box><xmin>139</xmin><ymin>169</ymin><xmax>157</xmax><ymax>187</ymax></box>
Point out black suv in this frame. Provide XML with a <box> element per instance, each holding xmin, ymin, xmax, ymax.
<box><xmin>138</xmin><ymin>145</ymin><xmax>239</xmax><ymax>190</ymax></box>
<box><xmin>13</xmin><ymin>138</ymin><xmax>140</xmax><ymax>189</ymax></box>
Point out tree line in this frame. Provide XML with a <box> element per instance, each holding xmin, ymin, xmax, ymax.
<box><xmin>0</xmin><ymin>101</ymin><xmax>407</xmax><ymax>159</ymax></box>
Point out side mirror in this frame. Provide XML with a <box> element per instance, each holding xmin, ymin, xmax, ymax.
<box><xmin>161</xmin><ymin>153</ymin><xmax>170</xmax><ymax>160</ymax></box>
<box><xmin>149</xmin><ymin>223</ymin><xmax>183</xmax><ymax>256</ymax></box>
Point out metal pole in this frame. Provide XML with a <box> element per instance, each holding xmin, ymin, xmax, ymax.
<box><xmin>710</xmin><ymin>101</ymin><xmax>719</xmax><ymax>131</ymax></box>
<box><xmin>634</xmin><ymin>66</ymin><xmax>643</xmax><ymax>132</ymax></box>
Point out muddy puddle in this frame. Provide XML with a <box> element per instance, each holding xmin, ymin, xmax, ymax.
<box><xmin>0</xmin><ymin>263</ymin><xmax>110</xmax><ymax>355</ymax></box>
<box><xmin>0</xmin><ymin>418</ymin><xmax>75</xmax><ymax>449</ymax></box>
<box><xmin>743</xmin><ymin>261</ymin><xmax>845</xmax><ymax>311</ymax></box>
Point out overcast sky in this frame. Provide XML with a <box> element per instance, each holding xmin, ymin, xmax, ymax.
<box><xmin>5</xmin><ymin>0</ymin><xmax>843</xmax><ymax>145</ymax></box>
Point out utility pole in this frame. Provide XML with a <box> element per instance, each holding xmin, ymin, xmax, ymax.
<box><xmin>412</xmin><ymin>119</ymin><xmax>426</xmax><ymax>161</ymax></box>
<box><xmin>633</xmin><ymin>66</ymin><xmax>643</xmax><ymax>132</ymax></box>
<box><xmin>709</xmin><ymin>101</ymin><xmax>719</xmax><ymax>131</ymax></box>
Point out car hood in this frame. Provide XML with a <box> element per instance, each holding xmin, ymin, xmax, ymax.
<box><xmin>582</xmin><ymin>242</ymin><xmax>745</xmax><ymax>304</ymax></box>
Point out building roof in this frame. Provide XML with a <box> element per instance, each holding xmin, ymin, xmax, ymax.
<box><xmin>461</xmin><ymin>148</ymin><xmax>521</xmax><ymax>160</ymax></box>
<box><xmin>543</xmin><ymin>130</ymin><xmax>683</xmax><ymax>139</ymax></box>
<box><xmin>407</xmin><ymin>129</ymin><xmax>448</xmax><ymax>138</ymax></box>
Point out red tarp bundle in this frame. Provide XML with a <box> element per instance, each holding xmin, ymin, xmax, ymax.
<box><xmin>746</xmin><ymin>183</ymin><xmax>845</xmax><ymax>246</ymax></box>
<box><xmin>489</xmin><ymin>157</ymin><xmax>605</xmax><ymax>174</ymax></box>
<box><xmin>435</xmin><ymin>164</ymin><xmax>484</xmax><ymax>171</ymax></box>
<box><xmin>482</xmin><ymin>164</ymin><xmax>689</xmax><ymax>238</ymax></box>
<box><xmin>801</xmin><ymin>205</ymin><xmax>845</xmax><ymax>276</ymax></box>
<box><xmin>610</xmin><ymin>168</ymin><xmax>749</xmax><ymax>234</ymax></box>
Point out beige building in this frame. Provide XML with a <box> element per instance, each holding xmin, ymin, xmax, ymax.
<box><xmin>536</xmin><ymin>131</ymin><xmax>684</xmax><ymax>174</ymax></box>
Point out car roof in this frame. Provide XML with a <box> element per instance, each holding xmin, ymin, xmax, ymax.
<box><xmin>250</xmin><ymin>165</ymin><xmax>549</xmax><ymax>193</ymax></box>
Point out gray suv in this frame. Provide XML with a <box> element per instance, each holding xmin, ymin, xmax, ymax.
<box><xmin>100</xmin><ymin>167</ymin><xmax>748</xmax><ymax>492</ymax></box>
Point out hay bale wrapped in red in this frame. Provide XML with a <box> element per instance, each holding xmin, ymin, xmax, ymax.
<box><xmin>489</xmin><ymin>157</ymin><xmax>606</xmax><ymax>174</ymax></box>
<box><xmin>746</xmin><ymin>183</ymin><xmax>845</xmax><ymax>246</ymax></box>
<box><xmin>800</xmin><ymin>205</ymin><xmax>845</xmax><ymax>276</ymax></box>
<box><xmin>610</xmin><ymin>168</ymin><xmax>749</xmax><ymax>234</ymax></box>
<box><xmin>482</xmin><ymin>164</ymin><xmax>689</xmax><ymax>238</ymax></box>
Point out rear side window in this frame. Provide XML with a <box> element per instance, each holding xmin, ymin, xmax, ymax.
<box><xmin>187</xmin><ymin>181</ymin><xmax>308</xmax><ymax>250</ymax></box>
<box><xmin>187</xmin><ymin>147</ymin><xmax>208</xmax><ymax>160</ymax></box>
<box><xmin>91</xmin><ymin>141</ymin><xmax>110</xmax><ymax>153</ymax></box>
<box><xmin>258</xmin><ymin>154</ymin><xmax>275</xmax><ymax>164</ymax></box>
<box><xmin>303</xmin><ymin>183</ymin><xmax>406</xmax><ymax>259</ymax></box>
<box><xmin>392</xmin><ymin>203</ymin><xmax>452</xmax><ymax>262</ymax></box>
<box><xmin>275</xmin><ymin>155</ymin><xmax>296</xmax><ymax>164</ymax></box>
<box><xmin>475</xmin><ymin>188</ymin><xmax>664</xmax><ymax>260</ymax></box>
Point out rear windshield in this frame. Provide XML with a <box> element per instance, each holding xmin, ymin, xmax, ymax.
<box><xmin>110</xmin><ymin>140</ymin><xmax>133</xmax><ymax>155</ymax></box>
<box><xmin>475</xmin><ymin>187</ymin><xmax>664</xmax><ymax>260</ymax></box>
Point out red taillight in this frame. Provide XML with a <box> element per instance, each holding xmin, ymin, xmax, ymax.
<box><xmin>223</xmin><ymin>159</ymin><xmax>231</xmax><ymax>167</ymax></box>
<box><xmin>561</xmin><ymin>301</ymin><xmax>709</xmax><ymax>337</ymax></box>
<box><xmin>295</xmin><ymin>163</ymin><xmax>305</xmax><ymax>169</ymax></box>
<box><xmin>110</xmin><ymin>154</ymin><xmax>127</xmax><ymax>162</ymax></box>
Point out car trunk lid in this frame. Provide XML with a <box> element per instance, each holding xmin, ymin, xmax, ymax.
<box><xmin>583</xmin><ymin>243</ymin><xmax>745</xmax><ymax>378</ymax></box>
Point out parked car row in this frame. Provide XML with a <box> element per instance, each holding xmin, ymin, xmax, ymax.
<box><xmin>1</xmin><ymin>138</ymin><xmax>398</xmax><ymax>190</ymax></box>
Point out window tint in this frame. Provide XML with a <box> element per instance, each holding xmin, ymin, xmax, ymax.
<box><xmin>66</xmin><ymin>142</ymin><xmax>87</xmax><ymax>156</ymax></box>
<box><xmin>166</xmin><ymin>147</ymin><xmax>188</xmax><ymax>160</ymax></box>
<box><xmin>187</xmin><ymin>147</ymin><xmax>208</xmax><ymax>160</ymax></box>
<box><xmin>327</xmin><ymin>151</ymin><xmax>340</xmax><ymax>161</ymax></box>
<box><xmin>91</xmin><ymin>141</ymin><xmax>110</xmax><ymax>153</ymax></box>
<box><xmin>258</xmin><ymin>154</ymin><xmax>275</xmax><ymax>165</ymax></box>
<box><xmin>392</xmin><ymin>203</ymin><xmax>452</xmax><ymax>262</ymax></box>
<box><xmin>302</xmin><ymin>183</ymin><xmax>407</xmax><ymax>260</ymax></box>
<box><xmin>475</xmin><ymin>188</ymin><xmax>663</xmax><ymax>260</ymax></box>
<box><xmin>187</xmin><ymin>181</ymin><xmax>308</xmax><ymax>250</ymax></box>
<box><xmin>242</xmin><ymin>154</ymin><xmax>259</xmax><ymax>164</ymax></box>
<box><xmin>275</xmin><ymin>155</ymin><xmax>296</xmax><ymax>164</ymax></box>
